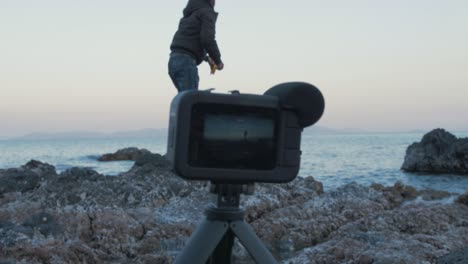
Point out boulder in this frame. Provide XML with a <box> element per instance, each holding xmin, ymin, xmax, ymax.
<box><xmin>401</xmin><ymin>129</ymin><xmax>468</xmax><ymax>174</ymax></box>
<box><xmin>0</xmin><ymin>160</ymin><xmax>56</xmax><ymax>195</ymax></box>
<box><xmin>97</xmin><ymin>147</ymin><xmax>152</xmax><ymax>162</ymax></box>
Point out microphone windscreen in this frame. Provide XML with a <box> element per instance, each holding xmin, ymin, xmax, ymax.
<box><xmin>265</xmin><ymin>82</ymin><xmax>325</xmax><ymax>128</ymax></box>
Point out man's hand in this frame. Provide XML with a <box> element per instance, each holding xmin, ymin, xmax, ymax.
<box><xmin>207</xmin><ymin>56</ymin><xmax>223</xmax><ymax>74</ymax></box>
<box><xmin>207</xmin><ymin>56</ymin><xmax>215</xmax><ymax>66</ymax></box>
<box><xmin>207</xmin><ymin>56</ymin><xmax>216</xmax><ymax>74</ymax></box>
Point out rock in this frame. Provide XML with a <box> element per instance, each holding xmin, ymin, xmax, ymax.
<box><xmin>455</xmin><ymin>191</ymin><xmax>468</xmax><ymax>206</ymax></box>
<box><xmin>371</xmin><ymin>181</ymin><xmax>451</xmax><ymax>203</ymax></box>
<box><xmin>401</xmin><ymin>128</ymin><xmax>468</xmax><ymax>174</ymax></box>
<box><xmin>0</xmin><ymin>170</ymin><xmax>41</xmax><ymax>195</ymax></box>
<box><xmin>0</xmin><ymin>220</ymin><xmax>33</xmax><ymax>247</ymax></box>
<box><xmin>371</xmin><ymin>181</ymin><xmax>419</xmax><ymax>206</ymax></box>
<box><xmin>22</xmin><ymin>160</ymin><xmax>57</xmax><ymax>176</ymax></box>
<box><xmin>60</xmin><ymin>167</ymin><xmax>102</xmax><ymax>180</ymax></box>
<box><xmin>437</xmin><ymin>247</ymin><xmax>468</xmax><ymax>264</ymax></box>
<box><xmin>134</xmin><ymin>153</ymin><xmax>170</xmax><ymax>168</ymax></box>
<box><xmin>23</xmin><ymin>212</ymin><xmax>60</xmax><ymax>237</ymax></box>
<box><xmin>97</xmin><ymin>147</ymin><xmax>152</xmax><ymax>162</ymax></box>
<box><xmin>286</xmin><ymin>203</ymin><xmax>468</xmax><ymax>264</ymax></box>
<box><xmin>242</xmin><ymin>176</ymin><xmax>323</xmax><ymax>223</ymax></box>
<box><xmin>0</xmin><ymin>160</ymin><xmax>56</xmax><ymax>195</ymax></box>
<box><xmin>420</xmin><ymin>189</ymin><xmax>451</xmax><ymax>201</ymax></box>
<box><xmin>249</xmin><ymin>183</ymin><xmax>394</xmax><ymax>261</ymax></box>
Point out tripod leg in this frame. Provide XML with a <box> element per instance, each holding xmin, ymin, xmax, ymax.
<box><xmin>175</xmin><ymin>219</ymin><xmax>229</xmax><ymax>264</ymax></box>
<box><xmin>208</xmin><ymin>229</ymin><xmax>235</xmax><ymax>264</ymax></box>
<box><xmin>230</xmin><ymin>221</ymin><xmax>278</xmax><ymax>264</ymax></box>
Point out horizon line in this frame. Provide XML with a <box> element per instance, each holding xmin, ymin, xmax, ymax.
<box><xmin>1</xmin><ymin>127</ymin><xmax>468</xmax><ymax>141</ymax></box>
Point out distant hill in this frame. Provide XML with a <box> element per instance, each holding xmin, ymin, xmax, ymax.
<box><xmin>7</xmin><ymin>128</ymin><xmax>467</xmax><ymax>141</ymax></box>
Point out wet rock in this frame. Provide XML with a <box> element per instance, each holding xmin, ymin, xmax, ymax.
<box><xmin>97</xmin><ymin>147</ymin><xmax>151</xmax><ymax>162</ymax></box>
<box><xmin>402</xmin><ymin>128</ymin><xmax>468</xmax><ymax>174</ymax></box>
<box><xmin>420</xmin><ymin>189</ymin><xmax>452</xmax><ymax>201</ymax></box>
<box><xmin>371</xmin><ymin>181</ymin><xmax>419</xmax><ymax>206</ymax></box>
<box><xmin>371</xmin><ymin>181</ymin><xmax>452</xmax><ymax>203</ymax></box>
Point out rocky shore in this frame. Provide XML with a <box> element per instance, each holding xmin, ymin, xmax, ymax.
<box><xmin>1</xmin><ymin>154</ymin><xmax>467</xmax><ymax>263</ymax></box>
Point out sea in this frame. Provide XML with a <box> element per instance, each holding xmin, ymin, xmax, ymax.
<box><xmin>1</xmin><ymin>132</ymin><xmax>468</xmax><ymax>194</ymax></box>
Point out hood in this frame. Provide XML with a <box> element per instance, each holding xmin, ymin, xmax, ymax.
<box><xmin>183</xmin><ymin>0</ymin><xmax>213</xmax><ymax>17</ymax></box>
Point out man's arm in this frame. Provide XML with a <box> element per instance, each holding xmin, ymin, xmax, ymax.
<box><xmin>199</xmin><ymin>9</ymin><xmax>222</xmax><ymax>66</ymax></box>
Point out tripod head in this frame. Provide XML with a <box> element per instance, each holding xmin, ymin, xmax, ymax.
<box><xmin>205</xmin><ymin>183</ymin><xmax>255</xmax><ymax>222</ymax></box>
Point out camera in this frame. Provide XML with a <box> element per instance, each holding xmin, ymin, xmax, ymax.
<box><xmin>166</xmin><ymin>82</ymin><xmax>325</xmax><ymax>184</ymax></box>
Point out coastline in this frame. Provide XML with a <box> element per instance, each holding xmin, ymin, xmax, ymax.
<box><xmin>2</xmin><ymin>133</ymin><xmax>468</xmax><ymax>194</ymax></box>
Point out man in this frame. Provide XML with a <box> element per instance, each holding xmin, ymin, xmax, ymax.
<box><xmin>169</xmin><ymin>0</ymin><xmax>224</xmax><ymax>92</ymax></box>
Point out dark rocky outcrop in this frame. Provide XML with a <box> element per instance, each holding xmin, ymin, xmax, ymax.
<box><xmin>401</xmin><ymin>128</ymin><xmax>468</xmax><ymax>174</ymax></box>
<box><xmin>0</xmin><ymin>158</ymin><xmax>467</xmax><ymax>263</ymax></box>
<box><xmin>0</xmin><ymin>160</ymin><xmax>56</xmax><ymax>195</ymax></box>
<box><xmin>134</xmin><ymin>153</ymin><xmax>170</xmax><ymax>168</ymax></box>
<box><xmin>97</xmin><ymin>147</ymin><xmax>152</xmax><ymax>162</ymax></box>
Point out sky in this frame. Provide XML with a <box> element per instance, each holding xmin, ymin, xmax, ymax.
<box><xmin>1</xmin><ymin>0</ymin><xmax>467</xmax><ymax>138</ymax></box>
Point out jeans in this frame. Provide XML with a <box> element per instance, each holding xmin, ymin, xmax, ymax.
<box><xmin>168</xmin><ymin>52</ymin><xmax>199</xmax><ymax>92</ymax></box>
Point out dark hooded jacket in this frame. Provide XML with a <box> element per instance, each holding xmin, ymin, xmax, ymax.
<box><xmin>170</xmin><ymin>0</ymin><xmax>222</xmax><ymax>65</ymax></box>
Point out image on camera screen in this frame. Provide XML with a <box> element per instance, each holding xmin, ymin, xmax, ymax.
<box><xmin>189</xmin><ymin>104</ymin><xmax>278</xmax><ymax>170</ymax></box>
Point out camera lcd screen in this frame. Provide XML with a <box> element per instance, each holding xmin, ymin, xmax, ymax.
<box><xmin>189</xmin><ymin>103</ymin><xmax>278</xmax><ymax>170</ymax></box>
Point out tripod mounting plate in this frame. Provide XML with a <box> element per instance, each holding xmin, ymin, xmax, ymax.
<box><xmin>206</xmin><ymin>206</ymin><xmax>244</xmax><ymax>221</ymax></box>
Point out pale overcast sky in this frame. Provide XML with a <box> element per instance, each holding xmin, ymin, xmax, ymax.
<box><xmin>1</xmin><ymin>0</ymin><xmax>467</xmax><ymax>137</ymax></box>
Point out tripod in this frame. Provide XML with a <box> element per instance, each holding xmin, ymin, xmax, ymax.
<box><xmin>175</xmin><ymin>184</ymin><xmax>278</xmax><ymax>264</ymax></box>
